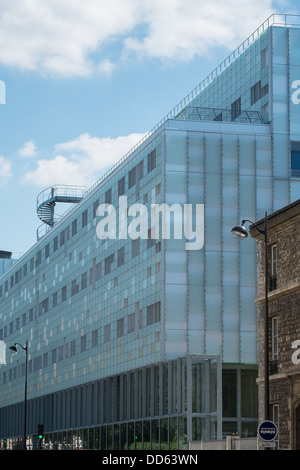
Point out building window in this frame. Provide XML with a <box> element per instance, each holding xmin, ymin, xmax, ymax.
<box><xmin>92</xmin><ymin>329</ymin><xmax>98</xmax><ymax>348</ymax></box>
<box><xmin>117</xmin><ymin>318</ymin><xmax>124</xmax><ymax>338</ymax></box>
<box><xmin>261</xmin><ymin>48</ymin><xmax>268</xmax><ymax>69</ymax></box>
<box><xmin>62</xmin><ymin>285</ymin><xmax>67</xmax><ymax>302</ymax></box>
<box><xmin>270</xmin><ymin>317</ymin><xmax>279</xmax><ymax>375</ymax></box>
<box><xmin>132</xmin><ymin>239</ymin><xmax>140</xmax><ymax>258</ymax></box>
<box><xmin>128</xmin><ymin>313</ymin><xmax>135</xmax><ymax>333</ymax></box>
<box><xmin>129</xmin><ymin>161</ymin><xmax>143</xmax><ymax>189</ymax></box>
<box><xmin>251</xmin><ymin>81</ymin><xmax>268</xmax><ymax>105</ymax></box>
<box><xmin>53</xmin><ymin>236</ymin><xmax>58</xmax><ymax>252</ymax></box>
<box><xmin>118</xmin><ymin>176</ymin><xmax>125</xmax><ymax>196</ymax></box>
<box><xmin>147</xmin><ymin>228</ymin><xmax>156</xmax><ymax>249</ymax></box>
<box><xmin>117</xmin><ymin>247</ymin><xmax>125</xmax><ymax>267</ymax></box>
<box><xmin>270</xmin><ymin>244</ymin><xmax>277</xmax><ymax>291</ymax></box>
<box><xmin>82</xmin><ymin>209</ymin><xmax>88</xmax><ymax>227</ymax></box>
<box><xmin>36</xmin><ymin>251</ymin><xmax>42</xmax><ymax>266</ymax></box>
<box><xmin>81</xmin><ymin>335</ymin><xmax>87</xmax><ymax>352</ymax></box>
<box><xmin>72</xmin><ymin>219</ymin><xmax>78</xmax><ymax>236</ymax></box>
<box><xmin>231</xmin><ymin>97</ymin><xmax>241</xmax><ymax>120</ymax></box>
<box><xmin>71</xmin><ymin>279</ymin><xmax>79</xmax><ymax>296</ymax></box>
<box><xmin>291</xmin><ymin>142</ymin><xmax>300</xmax><ymax>177</ymax></box>
<box><xmin>104</xmin><ymin>324</ymin><xmax>111</xmax><ymax>343</ymax></box>
<box><xmin>272</xmin><ymin>317</ymin><xmax>278</xmax><ymax>361</ymax></box>
<box><xmin>147</xmin><ymin>149</ymin><xmax>156</xmax><ymax>173</ymax></box>
<box><xmin>52</xmin><ymin>349</ymin><xmax>57</xmax><ymax>364</ymax></box>
<box><xmin>95</xmin><ymin>261</ymin><xmax>102</xmax><ymax>281</ymax></box>
<box><xmin>147</xmin><ymin>301</ymin><xmax>161</xmax><ymax>326</ymax></box>
<box><xmin>43</xmin><ymin>353</ymin><xmax>48</xmax><ymax>368</ymax></box>
<box><xmin>251</xmin><ymin>81</ymin><xmax>261</xmax><ymax>105</ymax></box>
<box><xmin>70</xmin><ymin>340</ymin><xmax>76</xmax><ymax>356</ymax></box>
<box><xmin>105</xmin><ymin>188</ymin><xmax>112</xmax><ymax>204</ymax></box>
<box><xmin>81</xmin><ymin>272</ymin><xmax>87</xmax><ymax>290</ymax></box>
<box><xmin>105</xmin><ymin>254</ymin><xmax>114</xmax><ymax>275</ymax></box>
<box><xmin>129</xmin><ymin>167</ymin><xmax>136</xmax><ymax>188</ymax></box>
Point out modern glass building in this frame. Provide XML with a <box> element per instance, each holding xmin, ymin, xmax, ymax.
<box><xmin>0</xmin><ymin>14</ymin><xmax>300</xmax><ymax>450</ymax></box>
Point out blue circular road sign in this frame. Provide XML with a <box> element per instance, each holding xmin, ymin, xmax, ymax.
<box><xmin>258</xmin><ymin>421</ymin><xmax>278</xmax><ymax>441</ymax></box>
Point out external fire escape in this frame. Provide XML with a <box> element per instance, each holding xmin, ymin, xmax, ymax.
<box><xmin>36</xmin><ymin>185</ymin><xmax>87</xmax><ymax>239</ymax></box>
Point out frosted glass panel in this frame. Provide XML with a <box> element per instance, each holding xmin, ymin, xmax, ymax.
<box><xmin>165</xmin><ymin>283</ymin><xmax>186</xmax><ymax>322</ymax></box>
<box><xmin>239</xmin><ymin>136</ymin><xmax>255</xmax><ymax>175</ymax></box>
<box><xmin>239</xmin><ymin>175</ymin><xmax>256</xmax><ymax>214</ymax></box>
<box><xmin>166</xmin><ymin>131</ymin><xmax>187</xmax><ymax>169</ymax></box>
<box><xmin>223</xmin><ymin>332</ymin><xmax>240</xmax><ymax>362</ymax></box>
<box><xmin>205</xmin><ymin>206</ymin><xmax>221</xmax><ymax>250</ymax></box>
<box><xmin>256</xmin><ymin>136</ymin><xmax>272</xmax><ymax>177</ymax></box>
<box><xmin>188</xmin><ymin>133</ymin><xmax>205</xmax><ymax>172</ymax></box>
<box><xmin>256</xmin><ymin>177</ymin><xmax>272</xmax><ymax>212</ymax></box>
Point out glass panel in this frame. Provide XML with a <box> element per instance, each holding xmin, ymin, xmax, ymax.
<box><xmin>100</xmin><ymin>425</ymin><xmax>107</xmax><ymax>450</ymax></box>
<box><xmin>169</xmin><ymin>417</ymin><xmax>178</xmax><ymax>450</ymax></box>
<box><xmin>120</xmin><ymin>423</ymin><xmax>127</xmax><ymax>450</ymax></box>
<box><xmin>143</xmin><ymin>420</ymin><xmax>151</xmax><ymax>449</ymax></box>
<box><xmin>241</xmin><ymin>369</ymin><xmax>258</xmax><ymax>418</ymax></box>
<box><xmin>192</xmin><ymin>417</ymin><xmax>205</xmax><ymax>442</ymax></box>
<box><xmin>151</xmin><ymin>419</ymin><xmax>159</xmax><ymax>449</ymax></box>
<box><xmin>153</xmin><ymin>365</ymin><xmax>160</xmax><ymax>416</ymax></box>
<box><xmin>223</xmin><ymin>421</ymin><xmax>238</xmax><ymax>437</ymax></box>
<box><xmin>107</xmin><ymin>424</ymin><xmax>113</xmax><ymax>450</ymax></box>
<box><xmin>160</xmin><ymin>418</ymin><xmax>168</xmax><ymax>450</ymax></box>
<box><xmin>192</xmin><ymin>362</ymin><xmax>205</xmax><ymax>413</ymax></box>
<box><xmin>95</xmin><ymin>427</ymin><xmax>100</xmax><ymax>450</ymax></box>
<box><xmin>242</xmin><ymin>421</ymin><xmax>258</xmax><ymax>438</ymax></box>
<box><xmin>222</xmin><ymin>370</ymin><xmax>237</xmax><ymax>418</ymax></box>
<box><xmin>135</xmin><ymin>421</ymin><xmax>143</xmax><ymax>450</ymax></box>
<box><xmin>113</xmin><ymin>424</ymin><xmax>119</xmax><ymax>450</ymax></box>
<box><xmin>128</xmin><ymin>422</ymin><xmax>135</xmax><ymax>450</ymax></box>
<box><xmin>178</xmin><ymin>417</ymin><xmax>187</xmax><ymax>450</ymax></box>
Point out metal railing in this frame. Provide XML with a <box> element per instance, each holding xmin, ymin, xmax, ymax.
<box><xmin>176</xmin><ymin>106</ymin><xmax>264</xmax><ymax>124</ymax></box>
<box><xmin>37</xmin><ymin>185</ymin><xmax>87</xmax><ymax>209</ymax></box>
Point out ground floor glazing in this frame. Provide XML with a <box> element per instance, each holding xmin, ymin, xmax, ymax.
<box><xmin>0</xmin><ymin>356</ymin><xmax>258</xmax><ymax>450</ymax></box>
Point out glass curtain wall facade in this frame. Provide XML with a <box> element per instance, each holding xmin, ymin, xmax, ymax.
<box><xmin>0</xmin><ymin>15</ymin><xmax>300</xmax><ymax>449</ymax></box>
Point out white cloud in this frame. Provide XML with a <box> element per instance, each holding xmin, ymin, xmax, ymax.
<box><xmin>0</xmin><ymin>0</ymin><xmax>139</xmax><ymax>77</ymax></box>
<box><xmin>0</xmin><ymin>156</ymin><xmax>12</xmax><ymax>182</ymax></box>
<box><xmin>97</xmin><ymin>60</ymin><xmax>116</xmax><ymax>77</ymax></box>
<box><xmin>0</xmin><ymin>0</ymin><xmax>283</xmax><ymax>77</ymax></box>
<box><xmin>124</xmin><ymin>0</ymin><xmax>277</xmax><ymax>61</ymax></box>
<box><xmin>18</xmin><ymin>140</ymin><xmax>38</xmax><ymax>157</ymax></box>
<box><xmin>21</xmin><ymin>132</ymin><xmax>145</xmax><ymax>187</ymax></box>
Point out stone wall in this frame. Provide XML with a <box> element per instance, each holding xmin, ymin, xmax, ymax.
<box><xmin>252</xmin><ymin>205</ymin><xmax>300</xmax><ymax>449</ymax></box>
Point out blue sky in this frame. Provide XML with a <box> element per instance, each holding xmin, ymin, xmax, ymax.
<box><xmin>0</xmin><ymin>0</ymin><xmax>299</xmax><ymax>257</ymax></box>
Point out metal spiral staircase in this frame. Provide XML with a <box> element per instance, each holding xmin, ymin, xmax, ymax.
<box><xmin>36</xmin><ymin>185</ymin><xmax>87</xmax><ymax>239</ymax></box>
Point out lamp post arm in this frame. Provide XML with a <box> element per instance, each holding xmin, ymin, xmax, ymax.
<box><xmin>241</xmin><ymin>219</ymin><xmax>266</xmax><ymax>235</ymax></box>
<box><xmin>13</xmin><ymin>342</ymin><xmax>28</xmax><ymax>353</ymax></box>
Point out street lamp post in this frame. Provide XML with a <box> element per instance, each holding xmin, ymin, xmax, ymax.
<box><xmin>231</xmin><ymin>212</ymin><xmax>269</xmax><ymax>421</ymax></box>
<box><xmin>9</xmin><ymin>339</ymin><xmax>28</xmax><ymax>450</ymax></box>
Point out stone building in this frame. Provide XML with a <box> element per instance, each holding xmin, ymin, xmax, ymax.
<box><xmin>250</xmin><ymin>199</ymin><xmax>300</xmax><ymax>450</ymax></box>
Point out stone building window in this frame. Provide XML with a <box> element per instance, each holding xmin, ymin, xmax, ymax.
<box><xmin>272</xmin><ymin>317</ymin><xmax>278</xmax><ymax>361</ymax></box>
<box><xmin>270</xmin><ymin>317</ymin><xmax>279</xmax><ymax>375</ymax></box>
<box><xmin>269</xmin><ymin>244</ymin><xmax>277</xmax><ymax>291</ymax></box>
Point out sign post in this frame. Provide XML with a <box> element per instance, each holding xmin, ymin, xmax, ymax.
<box><xmin>258</xmin><ymin>421</ymin><xmax>278</xmax><ymax>448</ymax></box>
